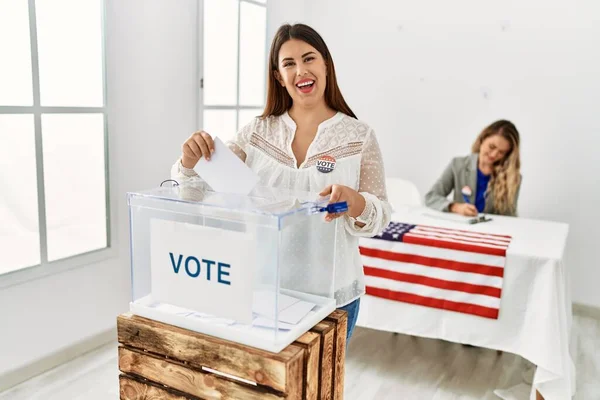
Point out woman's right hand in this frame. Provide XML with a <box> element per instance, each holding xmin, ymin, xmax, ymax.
<box><xmin>449</xmin><ymin>202</ymin><xmax>478</xmax><ymax>216</ymax></box>
<box><xmin>181</xmin><ymin>130</ymin><xmax>215</xmax><ymax>169</ymax></box>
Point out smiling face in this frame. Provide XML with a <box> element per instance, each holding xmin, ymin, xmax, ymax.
<box><xmin>275</xmin><ymin>39</ymin><xmax>328</xmax><ymax>108</ymax></box>
<box><xmin>479</xmin><ymin>133</ymin><xmax>512</xmax><ymax>167</ymax></box>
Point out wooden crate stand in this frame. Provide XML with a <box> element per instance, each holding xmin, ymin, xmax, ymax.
<box><xmin>117</xmin><ymin>310</ymin><xmax>348</xmax><ymax>400</ymax></box>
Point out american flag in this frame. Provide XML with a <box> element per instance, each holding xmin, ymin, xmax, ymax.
<box><xmin>360</xmin><ymin>222</ymin><xmax>512</xmax><ymax>319</ymax></box>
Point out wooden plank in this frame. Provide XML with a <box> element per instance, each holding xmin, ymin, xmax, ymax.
<box><xmin>325</xmin><ymin>310</ymin><xmax>348</xmax><ymax>400</ymax></box>
<box><xmin>284</xmin><ymin>343</ymin><xmax>304</xmax><ymax>400</ymax></box>
<box><xmin>119</xmin><ymin>374</ymin><xmax>196</xmax><ymax>400</ymax></box>
<box><xmin>119</xmin><ymin>346</ymin><xmax>286</xmax><ymax>400</ymax></box>
<box><xmin>293</xmin><ymin>331</ymin><xmax>321</xmax><ymax>400</ymax></box>
<box><xmin>310</xmin><ymin>321</ymin><xmax>335</xmax><ymax>400</ymax></box>
<box><xmin>117</xmin><ymin>313</ymin><xmax>303</xmax><ymax>397</ymax></box>
<box><xmin>536</xmin><ymin>390</ymin><xmax>544</xmax><ymax>400</ymax></box>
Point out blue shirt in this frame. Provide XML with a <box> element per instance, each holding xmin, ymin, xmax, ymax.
<box><xmin>475</xmin><ymin>169</ymin><xmax>491</xmax><ymax>213</ymax></box>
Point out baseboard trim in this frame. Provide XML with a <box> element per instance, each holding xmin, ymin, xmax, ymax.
<box><xmin>0</xmin><ymin>326</ymin><xmax>116</xmax><ymax>393</ymax></box>
<box><xmin>573</xmin><ymin>302</ymin><xmax>600</xmax><ymax>321</ymax></box>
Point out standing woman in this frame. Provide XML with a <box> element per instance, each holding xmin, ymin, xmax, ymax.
<box><xmin>425</xmin><ymin>120</ymin><xmax>522</xmax><ymax>217</ymax></box>
<box><xmin>171</xmin><ymin>24</ymin><xmax>392</xmax><ymax>341</ymax></box>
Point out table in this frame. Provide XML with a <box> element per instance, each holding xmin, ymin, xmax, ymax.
<box><xmin>357</xmin><ymin>206</ymin><xmax>574</xmax><ymax>400</ymax></box>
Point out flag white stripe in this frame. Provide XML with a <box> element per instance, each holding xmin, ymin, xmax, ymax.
<box><xmin>364</xmin><ymin>276</ymin><xmax>501</xmax><ymax>309</ymax></box>
<box><xmin>411</xmin><ymin>227</ymin><xmax>511</xmax><ymax>246</ymax></box>
<box><xmin>361</xmin><ymin>255</ymin><xmax>503</xmax><ymax>289</ymax></box>
<box><xmin>411</xmin><ymin>226</ymin><xmax>511</xmax><ymax>243</ymax></box>
<box><xmin>405</xmin><ymin>233</ymin><xmax>508</xmax><ymax>250</ymax></box>
<box><xmin>361</xmin><ymin>239</ymin><xmax>506</xmax><ymax>267</ymax></box>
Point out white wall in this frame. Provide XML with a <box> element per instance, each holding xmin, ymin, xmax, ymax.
<box><xmin>0</xmin><ymin>0</ymin><xmax>198</xmax><ymax>382</ymax></box>
<box><xmin>271</xmin><ymin>0</ymin><xmax>600</xmax><ymax>307</ymax></box>
<box><xmin>267</xmin><ymin>0</ymin><xmax>306</xmax><ymax>42</ymax></box>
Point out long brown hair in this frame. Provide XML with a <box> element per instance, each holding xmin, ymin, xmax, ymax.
<box><xmin>261</xmin><ymin>24</ymin><xmax>357</xmax><ymax>119</ymax></box>
<box><xmin>471</xmin><ymin>120</ymin><xmax>521</xmax><ymax>215</ymax></box>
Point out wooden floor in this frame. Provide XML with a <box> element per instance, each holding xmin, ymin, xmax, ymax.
<box><xmin>1</xmin><ymin>314</ymin><xmax>598</xmax><ymax>400</ymax></box>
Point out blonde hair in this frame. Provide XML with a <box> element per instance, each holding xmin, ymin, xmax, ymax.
<box><xmin>471</xmin><ymin>120</ymin><xmax>521</xmax><ymax>215</ymax></box>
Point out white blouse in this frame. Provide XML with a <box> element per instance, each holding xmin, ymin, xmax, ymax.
<box><xmin>171</xmin><ymin>111</ymin><xmax>392</xmax><ymax>307</ymax></box>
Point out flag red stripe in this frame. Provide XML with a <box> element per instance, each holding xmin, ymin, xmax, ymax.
<box><xmin>409</xmin><ymin>231</ymin><xmax>510</xmax><ymax>248</ymax></box>
<box><xmin>365</xmin><ymin>286</ymin><xmax>499</xmax><ymax>319</ymax></box>
<box><xmin>359</xmin><ymin>246</ymin><xmax>504</xmax><ymax>277</ymax></box>
<box><xmin>363</xmin><ymin>266</ymin><xmax>502</xmax><ymax>298</ymax></box>
<box><xmin>416</xmin><ymin>224</ymin><xmax>512</xmax><ymax>239</ymax></box>
<box><xmin>403</xmin><ymin>234</ymin><xmax>508</xmax><ymax>257</ymax></box>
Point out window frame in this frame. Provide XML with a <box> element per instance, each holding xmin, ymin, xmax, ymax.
<box><xmin>0</xmin><ymin>0</ymin><xmax>114</xmax><ymax>289</ymax></box>
<box><xmin>199</xmin><ymin>0</ymin><xmax>269</xmax><ymax>133</ymax></box>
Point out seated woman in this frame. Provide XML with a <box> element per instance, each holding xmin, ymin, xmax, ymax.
<box><xmin>425</xmin><ymin>120</ymin><xmax>522</xmax><ymax>216</ymax></box>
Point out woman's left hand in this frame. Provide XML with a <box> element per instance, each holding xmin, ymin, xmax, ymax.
<box><xmin>319</xmin><ymin>184</ymin><xmax>366</xmax><ymax>222</ymax></box>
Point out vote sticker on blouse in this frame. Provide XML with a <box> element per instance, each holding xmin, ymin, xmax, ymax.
<box><xmin>316</xmin><ymin>155</ymin><xmax>336</xmax><ymax>173</ymax></box>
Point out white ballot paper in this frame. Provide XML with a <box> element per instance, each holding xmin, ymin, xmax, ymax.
<box><xmin>253</xmin><ymin>290</ymin><xmax>316</xmax><ymax>326</ymax></box>
<box><xmin>193</xmin><ymin>137</ymin><xmax>259</xmax><ymax>195</ymax></box>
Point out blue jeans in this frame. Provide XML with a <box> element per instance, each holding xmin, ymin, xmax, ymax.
<box><xmin>337</xmin><ymin>298</ymin><xmax>360</xmax><ymax>342</ymax></box>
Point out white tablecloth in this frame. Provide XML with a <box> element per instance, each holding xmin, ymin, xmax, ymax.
<box><xmin>356</xmin><ymin>206</ymin><xmax>575</xmax><ymax>400</ymax></box>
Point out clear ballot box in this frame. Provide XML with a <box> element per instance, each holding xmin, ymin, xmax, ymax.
<box><xmin>127</xmin><ymin>180</ymin><xmax>338</xmax><ymax>352</ymax></box>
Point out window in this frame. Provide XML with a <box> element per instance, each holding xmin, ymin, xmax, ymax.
<box><xmin>202</xmin><ymin>0</ymin><xmax>267</xmax><ymax>142</ymax></box>
<box><xmin>0</xmin><ymin>0</ymin><xmax>109</xmax><ymax>278</ymax></box>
